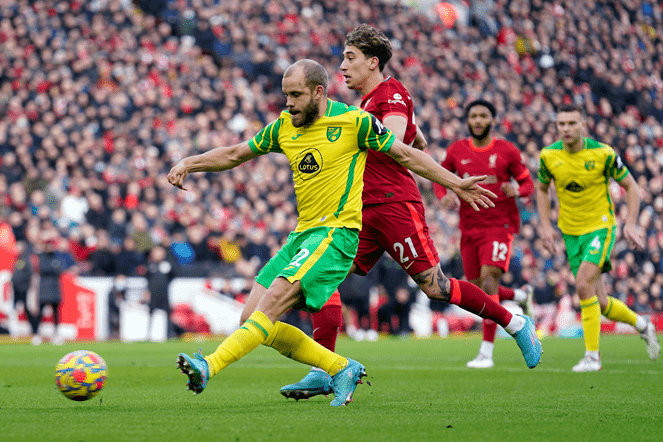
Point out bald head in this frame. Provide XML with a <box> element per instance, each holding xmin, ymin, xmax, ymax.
<box><xmin>284</xmin><ymin>59</ymin><xmax>328</xmax><ymax>93</ymax></box>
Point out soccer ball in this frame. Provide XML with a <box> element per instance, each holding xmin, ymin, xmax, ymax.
<box><xmin>54</xmin><ymin>350</ymin><xmax>108</xmax><ymax>401</ymax></box>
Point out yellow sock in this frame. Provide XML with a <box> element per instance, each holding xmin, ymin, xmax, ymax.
<box><xmin>264</xmin><ymin>321</ymin><xmax>348</xmax><ymax>376</ymax></box>
<box><xmin>602</xmin><ymin>296</ymin><xmax>637</xmax><ymax>327</ymax></box>
<box><xmin>205</xmin><ymin>311</ymin><xmax>274</xmax><ymax>377</ymax></box>
<box><xmin>580</xmin><ymin>296</ymin><xmax>601</xmax><ymax>352</ymax></box>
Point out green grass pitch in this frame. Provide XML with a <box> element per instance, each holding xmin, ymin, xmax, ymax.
<box><xmin>2</xmin><ymin>333</ymin><xmax>662</xmax><ymax>442</ymax></box>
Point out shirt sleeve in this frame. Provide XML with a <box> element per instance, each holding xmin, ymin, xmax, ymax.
<box><xmin>248</xmin><ymin>118</ymin><xmax>283</xmax><ymax>154</ymax></box>
<box><xmin>607</xmin><ymin>148</ymin><xmax>629</xmax><ymax>182</ymax></box>
<box><xmin>508</xmin><ymin>145</ymin><xmax>534</xmax><ymax>197</ymax></box>
<box><xmin>357</xmin><ymin>111</ymin><xmax>395</xmax><ymax>152</ymax></box>
<box><xmin>537</xmin><ymin>152</ymin><xmax>552</xmax><ymax>184</ymax></box>
<box><xmin>375</xmin><ymin>83</ymin><xmax>409</xmax><ymax>120</ymax></box>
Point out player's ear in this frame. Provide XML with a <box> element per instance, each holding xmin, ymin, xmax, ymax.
<box><xmin>313</xmin><ymin>84</ymin><xmax>325</xmax><ymax>100</ymax></box>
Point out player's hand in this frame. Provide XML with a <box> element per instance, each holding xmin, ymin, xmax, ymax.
<box><xmin>167</xmin><ymin>161</ymin><xmax>189</xmax><ymax>191</ymax></box>
<box><xmin>500</xmin><ymin>182</ymin><xmax>519</xmax><ymax>198</ymax></box>
<box><xmin>540</xmin><ymin>224</ymin><xmax>557</xmax><ymax>254</ymax></box>
<box><xmin>623</xmin><ymin>222</ymin><xmax>645</xmax><ymax>250</ymax></box>
<box><xmin>453</xmin><ymin>175</ymin><xmax>497</xmax><ymax>211</ymax></box>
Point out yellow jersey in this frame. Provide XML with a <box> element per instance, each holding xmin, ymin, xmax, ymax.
<box><xmin>249</xmin><ymin>99</ymin><xmax>395</xmax><ymax>232</ymax></box>
<box><xmin>538</xmin><ymin>138</ymin><xmax>629</xmax><ymax>236</ymax></box>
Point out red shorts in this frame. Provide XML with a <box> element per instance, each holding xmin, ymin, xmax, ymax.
<box><xmin>354</xmin><ymin>201</ymin><xmax>439</xmax><ymax>276</ymax></box>
<box><xmin>460</xmin><ymin>229</ymin><xmax>513</xmax><ymax>281</ymax></box>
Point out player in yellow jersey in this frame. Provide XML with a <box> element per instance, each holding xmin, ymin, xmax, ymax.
<box><xmin>537</xmin><ymin>104</ymin><xmax>660</xmax><ymax>371</ymax></box>
<box><xmin>167</xmin><ymin>59</ymin><xmax>497</xmax><ymax>406</ymax></box>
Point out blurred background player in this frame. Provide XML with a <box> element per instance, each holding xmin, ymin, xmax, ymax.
<box><xmin>280</xmin><ymin>25</ymin><xmax>541</xmax><ymax>400</ymax></box>
<box><xmin>538</xmin><ymin>104</ymin><xmax>660</xmax><ymax>371</ymax></box>
<box><xmin>434</xmin><ymin>99</ymin><xmax>535</xmax><ymax>369</ymax></box>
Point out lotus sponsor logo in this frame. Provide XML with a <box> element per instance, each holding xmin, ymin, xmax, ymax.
<box><xmin>296</xmin><ymin>148</ymin><xmax>323</xmax><ymax>180</ymax></box>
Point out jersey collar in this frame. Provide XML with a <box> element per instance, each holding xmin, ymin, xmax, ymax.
<box><xmin>469</xmin><ymin>137</ymin><xmax>495</xmax><ymax>152</ymax></box>
<box><xmin>362</xmin><ymin>76</ymin><xmax>391</xmax><ymax>101</ymax></box>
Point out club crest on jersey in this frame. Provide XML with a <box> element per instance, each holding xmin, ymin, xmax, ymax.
<box><xmin>585</xmin><ymin>160</ymin><xmax>595</xmax><ymax>171</ymax></box>
<box><xmin>327</xmin><ymin>127</ymin><xmax>342</xmax><ymax>142</ymax></box>
<box><xmin>295</xmin><ymin>148</ymin><xmax>323</xmax><ymax>180</ymax></box>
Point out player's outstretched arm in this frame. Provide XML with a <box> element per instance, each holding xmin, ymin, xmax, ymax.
<box><xmin>386</xmin><ymin>138</ymin><xmax>496</xmax><ymax>211</ymax></box>
<box><xmin>618</xmin><ymin>173</ymin><xmax>645</xmax><ymax>250</ymax></box>
<box><xmin>168</xmin><ymin>141</ymin><xmax>259</xmax><ymax>190</ymax></box>
<box><xmin>536</xmin><ymin>180</ymin><xmax>557</xmax><ymax>254</ymax></box>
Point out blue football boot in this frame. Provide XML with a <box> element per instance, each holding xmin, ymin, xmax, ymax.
<box><xmin>330</xmin><ymin>359</ymin><xmax>366</xmax><ymax>407</ymax></box>
<box><xmin>177</xmin><ymin>348</ymin><xmax>209</xmax><ymax>394</ymax></box>
<box><xmin>280</xmin><ymin>368</ymin><xmax>333</xmax><ymax>400</ymax></box>
<box><xmin>513</xmin><ymin>315</ymin><xmax>542</xmax><ymax>369</ymax></box>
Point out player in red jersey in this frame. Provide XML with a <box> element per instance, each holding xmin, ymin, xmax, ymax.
<box><xmin>279</xmin><ymin>25</ymin><xmax>541</xmax><ymax>400</ymax></box>
<box><xmin>434</xmin><ymin>99</ymin><xmax>535</xmax><ymax>368</ymax></box>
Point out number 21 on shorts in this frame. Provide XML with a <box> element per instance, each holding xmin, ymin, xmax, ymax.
<box><xmin>394</xmin><ymin>237</ymin><xmax>418</xmax><ymax>265</ymax></box>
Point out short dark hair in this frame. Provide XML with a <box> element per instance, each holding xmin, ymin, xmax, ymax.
<box><xmin>344</xmin><ymin>24</ymin><xmax>392</xmax><ymax>72</ymax></box>
<box><xmin>284</xmin><ymin>59</ymin><xmax>328</xmax><ymax>92</ymax></box>
<box><xmin>557</xmin><ymin>103</ymin><xmax>586</xmax><ymax>118</ymax></box>
<box><xmin>465</xmin><ymin>99</ymin><xmax>496</xmax><ymax>118</ymax></box>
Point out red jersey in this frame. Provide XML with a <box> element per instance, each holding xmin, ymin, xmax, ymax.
<box><xmin>361</xmin><ymin>76</ymin><xmax>421</xmax><ymax>205</ymax></box>
<box><xmin>436</xmin><ymin>138</ymin><xmax>533</xmax><ymax>234</ymax></box>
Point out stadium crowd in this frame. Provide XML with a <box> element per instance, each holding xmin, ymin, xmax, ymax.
<box><xmin>1</xmin><ymin>0</ymin><xmax>663</xmax><ymax>336</ymax></box>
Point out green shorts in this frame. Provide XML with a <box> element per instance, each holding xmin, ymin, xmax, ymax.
<box><xmin>255</xmin><ymin>226</ymin><xmax>358</xmax><ymax>312</ymax></box>
<box><xmin>562</xmin><ymin>226</ymin><xmax>615</xmax><ymax>277</ymax></box>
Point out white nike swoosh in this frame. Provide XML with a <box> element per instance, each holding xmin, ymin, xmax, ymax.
<box><xmin>461</xmin><ymin>159</ymin><xmax>471</xmax><ymax>165</ymax></box>
<box><xmin>403</xmin><ymin>261</ymin><xmax>414</xmax><ymax>270</ymax></box>
<box><xmin>313</xmin><ymin>328</ymin><xmax>320</xmax><ymax>334</ymax></box>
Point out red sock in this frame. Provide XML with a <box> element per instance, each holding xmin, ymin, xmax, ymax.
<box><xmin>449</xmin><ymin>279</ymin><xmax>512</xmax><ymax>328</ymax></box>
<box><xmin>311</xmin><ymin>292</ymin><xmax>342</xmax><ymax>352</ymax></box>
<box><xmin>498</xmin><ymin>286</ymin><xmax>515</xmax><ymax>301</ymax></box>
<box><xmin>482</xmin><ymin>294</ymin><xmax>500</xmax><ymax>342</ymax></box>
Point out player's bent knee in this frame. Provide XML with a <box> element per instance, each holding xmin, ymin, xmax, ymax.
<box><xmin>416</xmin><ymin>272</ymin><xmax>451</xmax><ymax>303</ymax></box>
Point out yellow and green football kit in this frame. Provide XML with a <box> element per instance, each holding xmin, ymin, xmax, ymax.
<box><xmin>250</xmin><ymin>99</ymin><xmax>394</xmax><ymax>308</ymax></box>
<box><xmin>204</xmin><ymin>100</ymin><xmax>395</xmax><ymax>379</ymax></box>
<box><xmin>538</xmin><ymin>137</ymin><xmax>629</xmax><ymax>276</ymax></box>
<box><xmin>538</xmin><ymin>137</ymin><xmax>628</xmax><ymax>237</ymax></box>
<box><xmin>538</xmin><ymin>137</ymin><xmax>637</xmax><ymax>352</ymax></box>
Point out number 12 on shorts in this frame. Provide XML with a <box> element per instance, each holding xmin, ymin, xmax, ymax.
<box><xmin>492</xmin><ymin>241</ymin><xmax>508</xmax><ymax>262</ymax></box>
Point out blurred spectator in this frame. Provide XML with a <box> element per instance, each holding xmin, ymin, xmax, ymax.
<box><xmin>107</xmin><ymin>274</ymin><xmax>127</xmax><ymax>340</ymax></box>
<box><xmin>11</xmin><ymin>240</ymin><xmax>37</xmax><ymax>339</ymax></box>
<box><xmin>35</xmin><ymin>231</ymin><xmax>67</xmax><ymax>344</ymax></box>
<box><xmin>116</xmin><ymin>237</ymin><xmax>146</xmax><ymax>276</ymax></box>
<box><xmin>89</xmin><ymin>230</ymin><xmax>119</xmax><ymax>276</ymax></box>
<box><xmin>60</xmin><ymin>185</ymin><xmax>88</xmax><ymax>227</ymax></box>
<box><xmin>145</xmin><ymin>245</ymin><xmax>178</xmax><ymax>340</ymax></box>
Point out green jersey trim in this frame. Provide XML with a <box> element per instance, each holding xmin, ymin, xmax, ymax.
<box><xmin>334</xmin><ymin>151</ymin><xmax>362</xmax><ymax>219</ymax></box>
<box><xmin>248</xmin><ymin>117</ymin><xmax>283</xmax><ymax>154</ymax></box>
